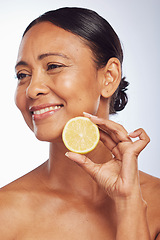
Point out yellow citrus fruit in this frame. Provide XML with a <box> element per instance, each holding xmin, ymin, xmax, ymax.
<box><xmin>62</xmin><ymin>116</ymin><xmax>100</xmax><ymax>154</ymax></box>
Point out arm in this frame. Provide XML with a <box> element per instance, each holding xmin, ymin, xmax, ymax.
<box><xmin>66</xmin><ymin>113</ymin><xmax>151</xmax><ymax>239</ymax></box>
<box><xmin>115</xmin><ymin>195</ymin><xmax>150</xmax><ymax>240</ymax></box>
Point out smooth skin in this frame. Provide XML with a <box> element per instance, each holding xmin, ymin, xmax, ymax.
<box><xmin>0</xmin><ymin>22</ymin><xmax>160</xmax><ymax>240</ymax></box>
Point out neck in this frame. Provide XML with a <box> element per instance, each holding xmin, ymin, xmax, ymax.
<box><xmin>44</xmin><ymin>140</ymin><xmax>112</xmax><ymax>201</ymax></box>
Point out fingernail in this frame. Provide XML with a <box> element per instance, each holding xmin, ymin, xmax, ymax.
<box><xmin>65</xmin><ymin>152</ymin><xmax>69</xmax><ymax>157</ymax></box>
<box><xmin>83</xmin><ymin>112</ymin><xmax>92</xmax><ymax>117</ymax></box>
<box><xmin>83</xmin><ymin>112</ymin><xmax>98</xmax><ymax>119</ymax></box>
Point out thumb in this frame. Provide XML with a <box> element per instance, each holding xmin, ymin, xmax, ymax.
<box><xmin>65</xmin><ymin>152</ymin><xmax>100</xmax><ymax>181</ymax></box>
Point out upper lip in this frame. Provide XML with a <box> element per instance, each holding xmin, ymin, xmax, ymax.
<box><xmin>29</xmin><ymin>103</ymin><xmax>64</xmax><ymax>113</ymax></box>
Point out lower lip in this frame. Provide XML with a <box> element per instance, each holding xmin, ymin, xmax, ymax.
<box><xmin>32</xmin><ymin>107</ymin><xmax>62</xmax><ymax>121</ymax></box>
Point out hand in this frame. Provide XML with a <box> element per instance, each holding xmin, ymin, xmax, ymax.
<box><xmin>65</xmin><ymin>113</ymin><xmax>150</xmax><ymax>201</ymax></box>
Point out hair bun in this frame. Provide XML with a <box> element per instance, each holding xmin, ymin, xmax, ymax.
<box><xmin>114</xmin><ymin>77</ymin><xmax>129</xmax><ymax>112</ymax></box>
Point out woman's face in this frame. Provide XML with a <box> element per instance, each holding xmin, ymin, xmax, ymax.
<box><xmin>15</xmin><ymin>22</ymin><xmax>102</xmax><ymax>142</ymax></box>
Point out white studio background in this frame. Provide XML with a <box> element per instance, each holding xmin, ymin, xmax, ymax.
<box><xmin>0</xmin><ymin>0</ymin><xmax>159</xmax><ymax>187</ymax></box>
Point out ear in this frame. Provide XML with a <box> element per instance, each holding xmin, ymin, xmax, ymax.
<box><xmin>100</xmin><ymin>58</ymin><xmax>121</xmax><ymax>98</ymax></box>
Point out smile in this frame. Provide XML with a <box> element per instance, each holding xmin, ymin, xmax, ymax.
<box><xmin>33</xmin><ymin>105</ymin><xmax>62</xmax><ymax>115</ymax></box>
<box><xmin>30</xmin><ymin>104</ymin><xmax>64</xmax><ymax>121</ymax></box>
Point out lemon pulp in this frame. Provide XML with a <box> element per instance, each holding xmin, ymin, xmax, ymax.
<box><xmin>62</xmin><ymin>116</ymin><xmax>100</xmax><ymax>154</ymax></box>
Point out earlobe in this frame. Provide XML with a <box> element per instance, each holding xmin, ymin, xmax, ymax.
<box><xmin>101</xmin><ymin>58</ymin><xmax>121</xmax><ymax>98</ymax></box>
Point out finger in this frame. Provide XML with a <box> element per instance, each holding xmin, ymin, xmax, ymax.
<box><xmin>100</xmin><ymin>130</ymin><xmax>122</xmax><ymax>160</ymax></box>
<box><xmin>65</xmin><ymin>152</ymin><xmax>100</xmax><ymax>182</ymax></box>
<box><xmin>129</xmin><ymin>128</ymin><xmax>150</xmax><ymax>154</ymax></box>
<box><xmin>83</xmin><ymin>112</ymin><xmax>131</xmax><ymax>144</ymax></box>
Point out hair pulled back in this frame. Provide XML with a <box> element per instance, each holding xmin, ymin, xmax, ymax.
<box><xmin>23</xmin><ymin>7</ymin><xmax>129</xmax><ymax>114</ymax></box>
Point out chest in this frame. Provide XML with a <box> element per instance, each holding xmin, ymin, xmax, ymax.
<box><xmin>16</xmin><ymin>206</ymin><xmax>116</xmax><ymax>240</ymax></box>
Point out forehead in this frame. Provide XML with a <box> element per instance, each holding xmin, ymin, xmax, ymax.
<box><xmin>17</xmin><ymin>22</ymin><xmax>92</xmax><ymax>62</ymax></box>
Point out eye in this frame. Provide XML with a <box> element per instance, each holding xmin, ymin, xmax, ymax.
<box><xmin>16</xmin><ymin>72</ymin><xmax>31</xmax><ymax>81</ymax></box>
<box><xmin>47</xmin><ymin>63</ymin><xmax>64</xmax><ymax>71</ymax></box>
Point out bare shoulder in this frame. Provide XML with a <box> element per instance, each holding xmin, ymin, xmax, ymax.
<box><xmin>0</xmin><ymin>162</ymin><xmax>47</xmax><ymax>239</ymax></box>
<box><xmin>140</xmin><ymin>171</ymin><xmax>160</xmax><ymax>237</ymax></box>
<box><xmin>0</xmin><ymin>183</ymin><xmax>28</xmax><ymax>239</ymax></box>
<box><xmin>140</xmin><ymin>171</ymin><xmax>160</xmax><ymax>202</ymax></box>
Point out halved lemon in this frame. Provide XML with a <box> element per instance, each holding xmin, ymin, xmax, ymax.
<box><xmin>62</xmin><ymin>116</ymin><xmax>100</xmax><ymax>154</ymax></box>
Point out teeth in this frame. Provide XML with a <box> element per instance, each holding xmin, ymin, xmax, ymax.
<box><xmin>33</xmin><ymin>105</ymin><xmax>62</xmax><ymax>115</ymax></box>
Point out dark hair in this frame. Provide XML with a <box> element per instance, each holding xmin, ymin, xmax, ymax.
<box><xmin>23</xmin><ymin>7</ymin><xmax>129</xmax><ymax>114</ymax></box>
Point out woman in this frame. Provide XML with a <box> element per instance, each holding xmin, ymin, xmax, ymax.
<box><xmin>0</xmin><ymin>7</ymin><xmax>160</xmax><ymax>239</ymax></box>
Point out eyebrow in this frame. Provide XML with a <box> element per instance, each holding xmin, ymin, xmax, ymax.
<box><xmin>15</xmin><ymin>61</ymin><xmax>28</xmax><ymax>69</ymax></box>
<box><xmin>38</xmin><ymin>52</ymin><xmax>69</xmax><ymax>60</ymax></box>
<box><xmin>15</xmin><ymin>52</ymin><xmax>70</xmax><ymax>69</ymax></box>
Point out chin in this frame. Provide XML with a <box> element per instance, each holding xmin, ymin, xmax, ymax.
<box><xmin>34</xmin><ymin>130</ymin><xmax>63</xmax><ymax>143</ymax></box>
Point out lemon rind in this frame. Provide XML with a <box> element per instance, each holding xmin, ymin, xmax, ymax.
<box><xmin>62</xmin><ymin>117</ymin><xmax>100</xmax><ymax>154</ymax></box>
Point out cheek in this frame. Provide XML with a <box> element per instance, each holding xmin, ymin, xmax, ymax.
<box><xmin>14</xmin><ymin>87</ymin><xmax>25</xmax><ymax>111</ymax></box>
<box><xmin>15</xmin><ymin>87</ymin><xmax>33</xmax><ymax>130</ymax></box>
<box><xmin>53</xmin><ymin>68</ymin><xmax>100</xmax><ymax>99</ymax></box>
<box><xmin>60</xmin><ymin>78</ymin><xmax>101</xmax><ymax>114</ymax></box>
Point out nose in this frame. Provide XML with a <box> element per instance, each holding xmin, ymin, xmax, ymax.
<box><xmin>26</xmin><ymin>73</ymin><xmax>49</xmax><ymax>99</ymax></box>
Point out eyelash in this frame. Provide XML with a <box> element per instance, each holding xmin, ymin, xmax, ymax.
<box><xmin>47</xmin><ymin>63</ymin><xmax>63</xmax><ymax>71</ymax></box>
<box><xmin>16</xmin><ymin>64</ymin><xmax>64</xmax><ymax>80</ymax></box>
<box><xmin>16</xmin><ymin>73</ymin><xmax>30</xmax><ymax>81</ymax></box>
